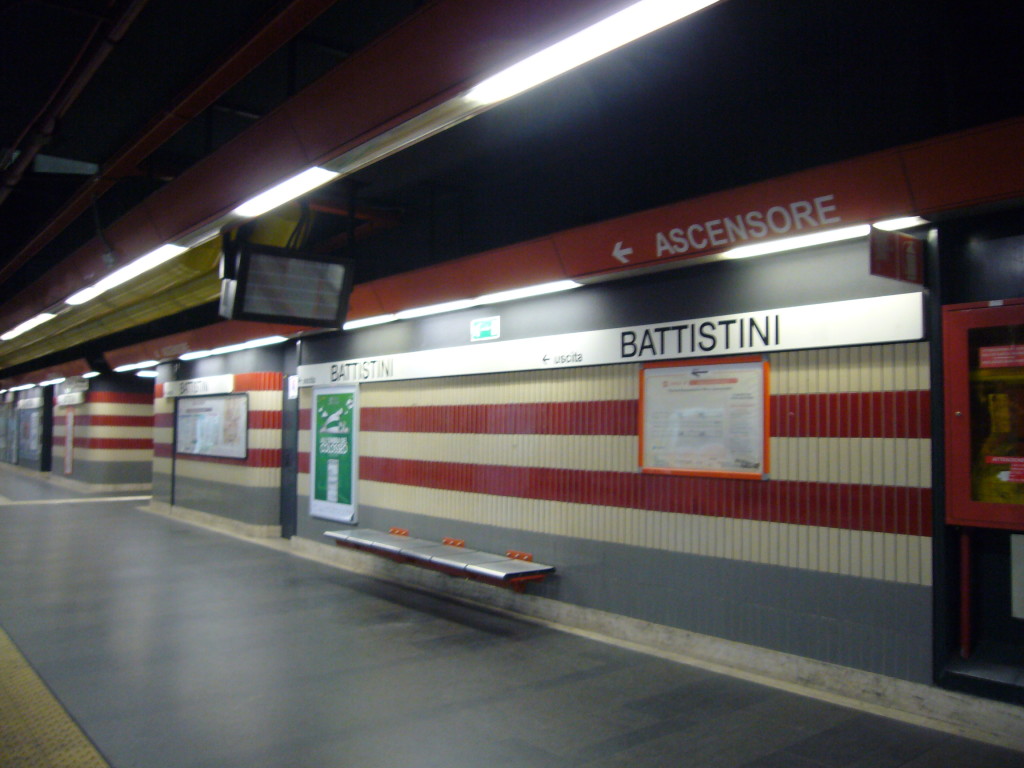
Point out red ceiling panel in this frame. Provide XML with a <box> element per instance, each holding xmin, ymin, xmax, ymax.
<box><xmin>901</xmin><ymin>117</ymin><xmax>1024</xmax><ymax>215</ymax></box>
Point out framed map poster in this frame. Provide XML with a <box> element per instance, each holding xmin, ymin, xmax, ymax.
<box><xmin>640</xmin><ymin>356</ymin><xmax>769</xmax><ymax>479</ymax></box>
<box><xmin>175</xmin><ymin>393</ymin><xmax>248</xmax><ymax>460</ymax></box>
<box><xmin>309</xmin><ymin>385</ymin><xmax>358</xmax><ymax>523</ymax></box>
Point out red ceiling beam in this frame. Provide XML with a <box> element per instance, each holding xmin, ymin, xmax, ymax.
<box><xmin>0</xmin><ymin>0</ymin><xmax>631</xmax><ymax>329</ymax></box>
<box><xmin>0</xmin><ymin>0</ymin><xmax>150</xmax><ymax>212</ymax></box>
<box><xmin>0</xmin><ymin>0</ymin><xmax>343</xmax><ymax>289</ymax></box>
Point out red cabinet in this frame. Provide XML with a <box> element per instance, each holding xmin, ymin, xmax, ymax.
<box><xmin>944</xmin><ymin>299</ymin><xmax>1024</xmax><ymax>530</ymax></box>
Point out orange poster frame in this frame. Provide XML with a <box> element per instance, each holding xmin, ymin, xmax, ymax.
<box><xmin>639</xmin><ymin>355</ymin><xmax>770</xmax><ymax>480</ymax></box>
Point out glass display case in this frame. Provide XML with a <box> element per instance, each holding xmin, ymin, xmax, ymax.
<box><xmin>945</xmin><ymin>299</ymin><xmax>1024</xmax><ymax>529</ymax></box>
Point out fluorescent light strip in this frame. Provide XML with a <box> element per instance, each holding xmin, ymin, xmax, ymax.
<box><xmin>82</xmin><ymin>372</ymin><xmax>101</xmax><ymax>379</ymax></box>
<box><xmin>66</xmin><ymin>244</ymin><xmax>188</xmax><ymax>306</ymax></box>
<box><xmin>873</xmin><ymin>216</ymin><xmax>929</xmax><ymax>231</ymax></box>
<box><xmin>476</xmin><ymin>279</ymin><xmax>580</xmax><ymax>305</ymax></box>
<box><xmin>113</xmin><ymin>360</ymin><xmax>159</xmax><ymax>373</ymax></box>
<box><xmin>178</xmin><ymin>350</ymin><xmax>212</xmax><ymax>361</ymax></box>
<box><xmin>38</xmin><ymin>377</ymin><xmax>65</xmax><ymax>387</ymax></box>
<box><xmin>357</xmin><ymin>280</ymin><xmax>582</xmax><ymax>326</ymax></box>
<box><xmin>342</xmin><ymin>314</ymin><xmax>397</xmax><ymax>331</ymax></box>
<box><xmin>233</xmin><ymin>167</ymin><xmax>339</xmax><ymax>218</ymax></box>
<box><xmin>1</xmin><ymin>312</ymin><xmax>57</xmax><ymax>341</ymax></box>
<box><xmin>395</xmin><ymin>299</ymin><xmax>478</xmax><ymax>320</ymax></box>
<box><xmin>466</xmin><ymin>0</ymin><xmax>719</xmax><ymax>105</ymax></box>
<box><xmin>9</xmin><ymin>383</ymin><xmax>36</xmax><ymax>391</ymax></box>
<box><xmin>179</xmin><ymin>335</ymin><xmax>288</xmax><ymax>362</ymax></box>
<box><xmin>136</xmin><ymin>370</ymin><xmax>158</xmax><ymax>378</ymax></box>
<box><xmin>722</xmin><ymin>225</ymin><xmax>871</xmax><ymax>260</ymax></box>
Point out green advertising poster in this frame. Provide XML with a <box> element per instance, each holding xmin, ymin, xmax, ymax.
<box><xmin>310</xmin><ymin>386</ymin><xmax>358</xmax><ymax>523</ymax></box>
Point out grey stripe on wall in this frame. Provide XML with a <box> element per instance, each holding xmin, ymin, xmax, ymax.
<box><xmin>172</xmin><ymin>476</ymin><xmax>279</xmax><ymax>527</ymax></box>
<box><xmin>68</xmin><ymin>459</ymin><xmax>151</xmax><ymax>486</ymax></box>
<box><xmin>299</xmin><ymin>502</ymin><xmax>932</xmax><ymax>683</ymax></box>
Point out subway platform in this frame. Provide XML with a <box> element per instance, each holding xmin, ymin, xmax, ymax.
<box><xmin>2</xmin><ymin>463</ymin><xmax>1023</xmax><ymax>768</ymax></box>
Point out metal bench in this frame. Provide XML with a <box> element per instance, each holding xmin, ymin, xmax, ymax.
<box><xmin>324</xmin><ymin>527</ymin><xmax>555</xmax><ymax>592</ymax></box>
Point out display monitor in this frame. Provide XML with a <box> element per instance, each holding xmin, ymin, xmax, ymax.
<box><xmin>219</xmin><ymin>242</ymin><xmax>354</xmax><ymax>327</ymax></box>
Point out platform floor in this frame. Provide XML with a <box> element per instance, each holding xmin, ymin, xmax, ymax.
<box><xmin>2</xmin><ymin>464</ymin><xmax>1023</xmax><ymax>768</ymax></box>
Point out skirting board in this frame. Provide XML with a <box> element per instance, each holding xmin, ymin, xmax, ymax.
<box><xmin>46</xmin><ymin>473</ymin><xmax>152</xmax><ymax>493</ymax></box>
<box><xmin>146</xmin><ymin>500</ymin><xmax>282</xmax><ymax>540</ymax></box>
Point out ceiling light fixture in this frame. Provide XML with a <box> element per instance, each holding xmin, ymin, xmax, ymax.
<box><xmin>1</xmin><ymin>312</ymin><xmax>57</xmax><ymax>341</ymax></box>
<box><xmin>178</xmin><ymin>349</ymin><xmax>212</xmax><ymax>361</ymax></box>
<box><xmin>466</xmin><ymin>0</ymin><xmax>720</xmax><ymax>105</ymax></box>
<box><xmin>113</xmin><ymin>360</ymin><xmax>159</xmax><ymax>373</ymax></box>
<box><xmin>38</xmin><ymin>377</ymin><xmax>65</xmax><ymax>387</ymax></box>
<box><xmin>233</xmin><ymin>167</ymin><xmax>339</xmax><ymax>218</ymax></box>
<box><xmin>342</xmin><ymin>314</ymin><xmax>397</xmax><ymax>331</ymax></box>
<box><xmin>395</xmin><ymin>299</ymin><xmax>478</xmax><ymax>320</ymax></box>
<box><xmin>8</xmin><ymin>383</ymin><xmax>36</xmax><ymax>392</ymax></box>
<box><xmin>873</xmin><ymin>216</ymin><xmax>929</xmax><ymax>231</ymax></box>
<box><xmin>81</xmin><ymin>372</ymin><xmax>101</xmax><ymax>379</ymax></box>
<box><xmin>347</xmin><ymin>280</ymin><xmax>583</xmax><ymax>328</ymax></box>
<box><xmin>178</xmin><ymin>335</ymin><xmax>288</xmax><ymax>362</ymax></box>
<box><xmin>722</xmin><ymin>224</ymin><xmax>871</xmax><ymax>260</ymax></box>
<box><xmin>66</xmin><ymin>244</ymin><xmax>188</xmax><ymax>306</ymax></box>
<box><xmin>476</xmin><ymin>279</ymin><xmax>581</xmax><ymax>305</ymax></box>
<box><xmin>135</xmin><ymin>370</ymin><xmax>158</xmax><ymax>378</ymax></box>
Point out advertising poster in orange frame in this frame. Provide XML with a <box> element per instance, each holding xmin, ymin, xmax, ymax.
<box><xmin>640</xmin><ymin>356</ymin><xmax>770</xmax><ymax>479</ymax></box>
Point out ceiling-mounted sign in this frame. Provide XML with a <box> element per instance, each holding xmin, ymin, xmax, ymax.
<box><xmin>59</xmin><ymin>377</ymin><xmax>90</xmax><ymax>395</ymax></box>
<box><xmin>298</xmin><ymin>292</ymin><xmax>924</xmax><ymax>386</ymax></box>
<box><xmin>870</xmin><ymin>228</ymin><xmax>923</xmax><ymax>284</ymax></box>
<box><xmin>56</xmin><ymin>392</ymin><xmax>86</xmax><ymax>406</ymax></box>
<box><xmin>553</xmin><ymin>152</ymin><xmax>914</xmax><ymax>277</ymax></box>
<box><xmin>471</xmin><ymin>316</ymin><xmax>500</xmax><ymax>342</ymax></box>
<box><xmin>163</xmin><ymin>374</ymin><xmax>234</xmax><ymax>398</ymax></box>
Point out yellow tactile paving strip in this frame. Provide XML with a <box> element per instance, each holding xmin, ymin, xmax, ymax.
<box><xmin>0</xmin><ymin>627</ymin><xmax>109</xmax><ymax>767</ymax></box>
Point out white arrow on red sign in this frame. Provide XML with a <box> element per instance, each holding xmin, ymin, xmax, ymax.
<box><xmin>612</xmin><ymin>241</ymin><xmax>633</xmax><ymax>263</ymax></box>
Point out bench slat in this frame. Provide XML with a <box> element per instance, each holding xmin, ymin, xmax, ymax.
<box><xmin>324</xmin><ymin>528</ymin><xmax>555</xmax><ymax>585</ymax></box>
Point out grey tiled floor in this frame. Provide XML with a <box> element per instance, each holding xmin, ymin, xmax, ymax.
<box><xmin>1</xmin><ymin>466</ymin><xmax>1022</xmax><ymax>767</ymax></box>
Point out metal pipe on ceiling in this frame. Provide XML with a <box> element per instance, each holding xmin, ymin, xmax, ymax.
<box><xmin>0</xmin><ymin>0</ymin><xmax>151</xmax><ymax>209</ymax></box>
<box><xmin>0</xmin><ymin>0</ymin><xmax>343</xmax><ymax>290</ymax></box>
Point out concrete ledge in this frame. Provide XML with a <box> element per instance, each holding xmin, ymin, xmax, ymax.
<box><xmin>283</xmin><ymin>535</ymin><xmax>1024</xmax><ymax>752</ymax></box>
<box><xmin>0</xmin><ymin>463</ymin><xmax>49</xmax><ymax>479</ymax></box>
<box><xmin>0</xmin><ymin>463</ymin><xmax>152</xmax><ymax>493</ymax></box>
<box><xmin>46</xmin><ymin>473</ymin><xmax>152</xmax><ymax>494</ymax></box>
<box><xmin>145</xmin><ymin>500</ymin><xmax>281</xmax><ymax>540</ymax></box>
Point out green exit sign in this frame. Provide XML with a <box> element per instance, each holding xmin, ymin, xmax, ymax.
<box><xmin>471</xmin><ymin>316</ymin><xmax>500</xmax><ymax>342</ymax></box>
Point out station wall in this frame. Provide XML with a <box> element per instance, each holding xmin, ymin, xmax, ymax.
<box><xmin>153</xmin><ymin>371</ymin><xmax>284</xmax><ymax>534</ymax></box>
<box><xmin>53</xmin><ymin>376</ymin><xmax>153</xmax><ymax>489</ymax></box>
<box><xmin>294</xmin><ymin>240</ymin><xmax>935</xmax><ymax>683</ymax></box>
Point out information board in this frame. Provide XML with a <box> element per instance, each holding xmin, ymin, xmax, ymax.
<box><xmin>309</xmin><ymin>386</ymin><xmax>358</xmax><ymax>523</ymax></box>
<box><xmin>640</xmin><ymin>356</ymin><xmax>769</xmax><ymax>479</ymax></box>
<box><xmin>175</xmin><ymin>394</ymin><xmax>248</xmax><ymax>460</ymax></box>
<box><xmin>17</xmin><ymin>408</ymin><xmax>40</xmax><ymax>461</ymax></box>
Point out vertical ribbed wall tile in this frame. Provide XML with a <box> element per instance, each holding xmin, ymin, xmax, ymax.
<box><xmin>328</xmin><ymin>343</ymin><xmax>932</xmax><ymax>587</ymax></box>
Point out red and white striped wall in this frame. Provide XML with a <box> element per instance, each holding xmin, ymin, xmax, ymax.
<box><xmin>299</xmin><ymin>341</ymin><xmax>930</xmax><ymax>586</ymax></box>
<box><xmin>153</xmin><ymin>373</ymin><xmax>283</xmax><ymax>526</ymax></box>
<box><xmin>53</xmin><ymin>390</ymin><xmax>153</xmax><ymax>488</ymax></box>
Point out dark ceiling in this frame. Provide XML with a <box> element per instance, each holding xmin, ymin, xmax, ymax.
<box><xmin>0</xmin><ymin>0</ymin><xmax>427</xmax><ymax>294</ymax></box>
<box><xmin>2</xmin><ymin>0</ymin><xmax>1023</xmax><ymax>377</ymax></box>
